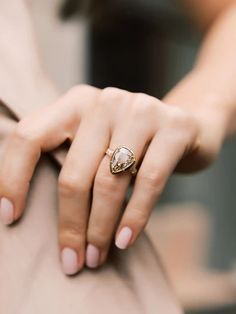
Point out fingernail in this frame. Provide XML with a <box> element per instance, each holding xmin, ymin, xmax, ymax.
<box><xmin>0</xmin><ymin>197</ymin><xmax>14</xmax><ymax>225</ymax></box>
<box><xmin>116</xmin><ymin>227</ymin><xmax>133</xmax><ymax>249</ymax></box>
<box><xmin>86</xmin><ymin>244</ymin><xmax>100</xmax><ymax>268</ymax></box>
<box><xmin>61</xmin><ymin>248</ymin><xmax>79</xmax><ymax>275</ymax></box>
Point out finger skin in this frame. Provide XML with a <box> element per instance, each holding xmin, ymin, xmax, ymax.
<box><xmin>115</xmin><ymin>129</ymin><xmax>190</xmax><ymax>249</ymax></box>
<box><xmin>0</xmin><ymin>85</ymin><xmax>98</xmax><ymax>224</ymax></box>
<box><xmin>58</xmin><ymin>115</ymin><xmax>110</xmax><ymax>274</ymax></box>
<box><xmin>86</xmin><ymin>121</ymin><xmax>153</xmax><ymax>267</ymax></box>
<box><xmin>87</xmin><ymin>157</ymin><xmax>130</xmax><ymax>267</ymax></box>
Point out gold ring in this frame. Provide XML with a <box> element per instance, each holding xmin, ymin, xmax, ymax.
<box><xmin>105</xmin><ymin>146</ymin><xmax>137</xmax><ymax>175</ymax></box>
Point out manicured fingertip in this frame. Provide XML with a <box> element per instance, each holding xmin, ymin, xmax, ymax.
<box><xmin>86</xmin><ymin>244</ymin><xmax>100</xmax><ymax>268</ymax></box>
<box><xmin>61</xmin><ymin>247</ymin><xmax>79</xmax><ymax>275</ymax></box>
<box><xmin>115</xmin><ymin>226</ymin><xmax>133</xmax><ymax>249</ymax></box>
<box><xmin>0</xmin><ymin>197</ymin><xmax>14</xmax><ymax>225</ymax></box>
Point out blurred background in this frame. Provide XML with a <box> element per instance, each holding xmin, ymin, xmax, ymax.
<box><xmin>28</xmin><ymin>0</ymin><xmax>236</xmax><ymax>313</ymax></box>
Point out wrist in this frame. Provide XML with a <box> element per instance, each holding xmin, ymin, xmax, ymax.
<box><xmin>163</xmin><ymin>70</ymin><xmax>233</xmax><ymax>147</ymax></box>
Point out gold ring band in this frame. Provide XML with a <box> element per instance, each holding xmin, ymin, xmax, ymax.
<box><xmin>105</xmin><ymin>146</ymin><xmax>137</xmax><ymax>175</ymax></box>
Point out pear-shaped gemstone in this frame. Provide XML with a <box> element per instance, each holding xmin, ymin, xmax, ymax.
<box><xmin>110</xmin><ymin>146</ymin><xmax>135</xmax><ymax>174</ymax></box>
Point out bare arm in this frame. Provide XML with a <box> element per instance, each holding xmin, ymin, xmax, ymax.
<box><xmin>179</xmin><ymin>0</ymin><xmax>235</xmax><ymax>30</ymax></box>
<box><xmin>164</xmin><ymin>1</ymin><xmax>236</xmax><ymax>165</ymax></box>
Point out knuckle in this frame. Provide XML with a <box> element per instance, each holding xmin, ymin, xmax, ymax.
<box><xmin>94</xmin><ymin>173</ymin><xmax>118</xmax><ymax>197</ymax></box>
<box><xmin>168</xmin><ymin>108</ymin><xmax>195</xmax><ymax>130</ymax></box>
<box><xmin>171</xmin><ymin>111</ymin><xmax>188</xmax><ymax>128</ymax></box>
<box><xmin>102</xmin><ymin>86</ymin><xmax>123</xmax><ymax>97</ymax></box>
<box><xmin>13</xmin><ymin>120</ymin><xmax>38</xmax><ymax>144</ymax></box>
<box><xmin>58</xmin><ymin>174</ymin><xmax>89</xmax><ymax>197</ymax></box>
<box><xmin>88</xmin><ymin>228</ymin><xmax>109</xmax><ymax>249</ymax></box>
<box><xmin>139</xmin><ymin>172</ymin><xmax>164</xmax><ymax>192</ymax></box>
<box><xmin>131</xmin><ymin>208</ymin><xmax>149</xmax><ymax>229</ymax></box>
<box><xmin>65</xmin><ymin>84</ymin><xmax>101</xmax><ymax>115</ymax></box>
<box><xmin>167</xmin><ymin>110</ymin><xmax>198</xmax><ymax>144</ymax></box>
<box><xmin>60</xmin><ymin>220</ymin><xmax>86</xmax><ymax>238</ymax></box>
<box><xmin>100</xmin><ymin>87</ymin><xmax>130</xmax><ymax>106</ymax></box>
<box><xmin>68</xmin><ymin>84</ymin><xmax>95</xmax><ymax>96</ymax></box>
<box><xmin>132</xmin><ymin>93</ymin><xmax>158</xmax><ymax>118</ymax></box>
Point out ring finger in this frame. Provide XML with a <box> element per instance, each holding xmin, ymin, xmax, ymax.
<box><xmin>85</xmin><ymin>122</ymin><xmax>154</xmax><ymax>268</ymax></box>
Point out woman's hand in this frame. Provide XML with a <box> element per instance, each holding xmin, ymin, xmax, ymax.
<box><xmin>0</xmin><ymin>85</ymin><xmax>221</xmax><ymax>275</ymax></box>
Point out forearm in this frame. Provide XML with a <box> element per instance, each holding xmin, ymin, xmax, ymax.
<box><xmin>164</xmin><ymin>3</ymin><xmax>236</xmax><ymax>143</ymax></box>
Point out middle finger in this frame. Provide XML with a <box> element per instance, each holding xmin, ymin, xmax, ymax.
<box><xmin>58</xmin><ymin>114</ymin><xmax>110</xmax><ymax>275</ymax></box>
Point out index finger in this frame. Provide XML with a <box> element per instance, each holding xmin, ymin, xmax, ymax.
<box><xmin>0</xmin><ymin>85</ymin><xmax>98</xmax><ymax>225</ymax></box>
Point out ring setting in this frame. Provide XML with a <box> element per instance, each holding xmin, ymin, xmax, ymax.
<box><xmin>106</xmin><ymin>146</ymin><xmax>137</xmax><ymax>175</ymax></box>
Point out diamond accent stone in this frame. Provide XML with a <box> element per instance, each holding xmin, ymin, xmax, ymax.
<box><xmin>110</xmin><ymin>146</ymin><xmax>135</xmax><ymax>174</ymax></box>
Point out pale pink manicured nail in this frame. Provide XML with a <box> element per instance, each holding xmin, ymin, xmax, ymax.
<box><xmin>86</xmin><ymin>244</ymin><xmax>100</xmax><ymax>268</ymax></box>
<box><xmin>0</xmin><ymin>197</ymin><xmax>14</xmax><ymax>225</ymax></box>
<box><xmin>115</xmin><ymin>227</ymin><xmax>133</xmax><ymax>249</ymax></box>
<box><xmin>61</xmin><ymin>248</ymin><xmax>79</xmax><ymax>275</ymax></box>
